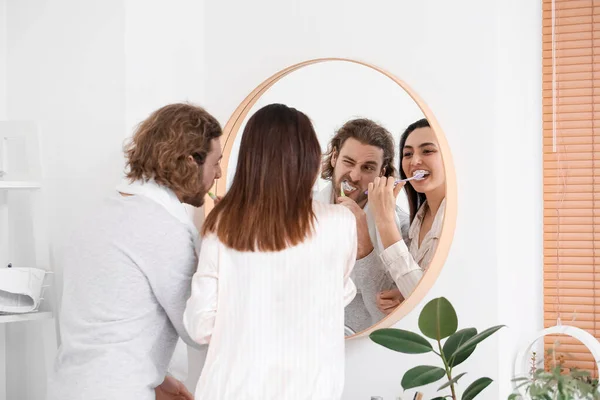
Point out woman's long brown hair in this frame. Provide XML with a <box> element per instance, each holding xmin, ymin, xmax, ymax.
<box><xmin>202</xmin><ymin>103</ymin><xmax>322</xmax><ymax>252</ymax></box>
<box><xmin>399</xmin><ymin>118</ymin><xmax>430</xmax><ymax>223</ymax></box>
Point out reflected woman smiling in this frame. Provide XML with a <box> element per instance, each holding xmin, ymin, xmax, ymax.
<box><xmin>368</xmin><ymin>118</ymin><xmax>446</xmax><ymax>314</ymax></box>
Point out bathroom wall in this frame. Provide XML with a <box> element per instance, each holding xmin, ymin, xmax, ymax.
<box><xmin>0</xmin><ymin>0</ymin><xmax>6</xmax><ymax>120</ymax></box>
<box><xmin>4</xmin><ymin>0</ymin><xmax>126</xmax><ymax>398</ymax></box>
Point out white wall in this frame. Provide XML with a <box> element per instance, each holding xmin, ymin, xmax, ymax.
<box><xmin>495</xmin><ymin>0</ymin><xmax>544</xmax><ymax>395</ymax></box>
<box><xmin>202</xmin><ymin>0</ymin><xmax>543</xmax><ymax>399</ymax></box>
<box><xmin>0</xmin><ymin>0</ymin><xmax>6</xmax><ymax>120</ymax></box>
<box><xmin>5</xmin><ymin>1</ymin><xmax>126</xmax><ymax>398</ymax></box>
<box><xmin>6</xmin><ymin>0</ymin><xmax>128</xmax><ymax>297</ymax></box>
<box><xmin>3</xmin><ymin>0</ymin><xmax>543</xmax><ymax>399</ymax></box>
<box><xmin>124</xmin><ymin>0</ymin><xmax>206</xmax><ymax>136</ymax></box>
<box><xmin>0</xmin><ymin>3</ymin><xmax>6</xmax><ymax>400</ymax></box>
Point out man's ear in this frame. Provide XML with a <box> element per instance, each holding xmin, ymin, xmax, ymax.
<box><xmin>330</xmin><ymin>148</ymin><xmax>338</xmax><ymax>169</ymax></box>
<box><xmin>380</xmin><ymin>166</ymin><xmax>386</xmax><ymax>177</ymax></box>
<box><xmin>187</xmin><ymin>155</ymin><xmax>198</xmax><ymax>168</ymax></box>
<box><xmin>189</xmin><ymin>154</ymin><xmax>205</xmax><ymax>167</ymax></box>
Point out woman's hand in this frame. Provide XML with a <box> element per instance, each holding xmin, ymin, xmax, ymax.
<box><xmin>368</xmin><ymin>177</ymin><xmax>405</xmax><ymax>249</ymax></box>
<box><xmin>368</xmin><ymin>176</ymin><xmax>405</xmax><ymax>225</ymax></box>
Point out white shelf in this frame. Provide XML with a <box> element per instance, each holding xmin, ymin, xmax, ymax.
<box><xmin>0</xmin><ymin>311</ymin><xmax>52</xmax><ymax>324</ymax></box>
<box><xmin>0</xmin><ymin>181</ymin><xmax>41</xmax><ymax>190</ymax></box>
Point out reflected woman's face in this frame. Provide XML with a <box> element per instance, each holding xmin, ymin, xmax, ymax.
<box><xmin>401</xmin><ymin>127</ymin><xmax>445</xmax><ymax>194</ymax></box>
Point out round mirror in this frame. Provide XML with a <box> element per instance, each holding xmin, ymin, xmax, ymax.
<box><xmin>206</xmin><ymin>58</ymin><xmax>457</xmax><ymax>339</ymax></box>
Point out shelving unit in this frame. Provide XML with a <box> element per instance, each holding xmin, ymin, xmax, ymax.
<box><xmin>0</xmin><ymin>311</ymin><xmax>53</xmax><ymax>324</ymax></box>
<box><xmin>0</xmin><ymin>121</ymin><xmax>57</xmax><ymax>400</ymax></box>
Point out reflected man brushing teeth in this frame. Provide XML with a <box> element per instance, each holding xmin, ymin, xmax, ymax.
<box><xmin>316</xmin><ymin>118</ymin><xmax>410</xmax><ymax>333</ymax></box>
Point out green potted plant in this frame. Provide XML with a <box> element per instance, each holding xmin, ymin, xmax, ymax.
<box><xmin>369</xmin><ymin>297</ymin><xmax>504</xmax><ymax>400</ymax></box>
<box><xmin>509</xmin><ymin>348</ymin><xmax>600</xmax><ymax>399</ymax></box>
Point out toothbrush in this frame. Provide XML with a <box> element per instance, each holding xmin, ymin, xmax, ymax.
<box><xmin>364</xmin><ymin>171</ymin><xmax>428</xmax><ymax>195</ymax></box>
<box><xmin>399</xmin><ymin>172</ymin><xmax>428</xmax><ymax>182</ymax></box>
<box><xmin>341</xmin><ymin>180</ymin><xmax>355</xmax><ymax>197</ymax></box>
<box><xmin>208</xmin><ymin>191</ymin><xmax>218</xmax><ymax>201</ymax></box>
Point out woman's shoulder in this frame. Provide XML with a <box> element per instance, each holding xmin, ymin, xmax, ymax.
<box><xmin>312</xmin><ymin>201</ymin><xmax>355</xmax><ymax>226</ymax></box>
<box><xmin>311</xmin><ymin>202</ymin><xmax>356</xmax><ymax>252</ymax></box>
<box><xmin>199</xmin><ymin>232</ymin><xmax>221</xmax><ymax>248</ymax></box>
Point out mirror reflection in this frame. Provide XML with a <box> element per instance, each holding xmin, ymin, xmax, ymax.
<box><xmin>224</xmin><ymin>61</ymin><xmax>445</xmax><ymax>335</ymax></box>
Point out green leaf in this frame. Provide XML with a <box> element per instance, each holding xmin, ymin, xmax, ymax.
<box><xmin>514</xmin><ymin>380</ymin><xmax>531</xmax><ymax>391</ymax></box>
<box><xmin>443</xmin><ymin>328</ymin><xmax>477</xmax><ymax>367</ymax></box>
<box><xmin>369</xmin><ymin>328</ymin><xmax>433</xmax><ymax>354</ymax></box>
<box><xmin>418</xmin><ymin>297</ymin><xmax>458</xmax><ymax>340</ymax></box>
<box><xmin>401</xmin><ymin>365</ymin><xmax>446</xmax><ymax>390</ymax></box>
<box><xmin>438</xmin><ymin>372</ymin><xmax>467</xmax><ymax>391</ymax></box>
<box><xmin>461</xmin><ymin>377</ymin><xmax>492</xmax><ymax>400</ymax></box>
<box><xmin>451</xmin><ymin>325</ymin><xmax>505</xmax><ymax>359</ymax></box>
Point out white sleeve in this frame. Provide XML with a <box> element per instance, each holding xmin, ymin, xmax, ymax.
<box><xmin>344</xmin><ymin>214</ymin><xmax>358</xmax><ymax>306</ymax></box>
<box><xmin>183</xmin><ymin>237</ymin><xmax>219</xmax><ymax>345</ymax></box>
<box><xmin>379</xmin><ymin>240</ymin><xmax>423</xmax><ymax>298</ymax></box>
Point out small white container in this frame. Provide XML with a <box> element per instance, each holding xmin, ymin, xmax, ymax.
<box><xmin>0</xmin><ymin>267</ymin><xmax>48</xmax><ymax>313</ymax></box>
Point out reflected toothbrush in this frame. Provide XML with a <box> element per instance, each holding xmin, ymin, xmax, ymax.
<box><xmin>341</xmin><ymin>180</ymin><xmax>357</xmax><ymax>197</ymax></box>
<box><xmin>400</xmin><ymin>171</ymin><xmax>428</xmax><ymax>182</ymax></box>
<box><xmin>364</xmin><ymin>171</ymin><xmax>429</xmax><ymax>195</ymax></box>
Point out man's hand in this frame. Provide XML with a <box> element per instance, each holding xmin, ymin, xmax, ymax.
<box><xmin>337</xmin><ymin>196</ymin><xmax>374</xmax><ymax>259</ymax></box>
<box><xmin>155</xmin><ymin>375</ymin><xmax>194</xmax><ymax>400</ymax></box>
<box><xmin>376</xmin><ymin>288</ymin><xmax>404</xmax><ymax>314</ymax></box>
<box><xmin>207</xmin><ymin>191</ymin><xmax>222</xmax><ymax>205</ymax></box>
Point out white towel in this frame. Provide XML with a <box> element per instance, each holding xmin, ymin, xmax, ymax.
<box><xmin>0</xmin><ymin>267</ymin><xmax>47</xmax><ymax>313</ymax></box>
<box><xmin>116</xmin><ymin>178</ymin><xmax>201</xmax><ymax>255</ymax></box>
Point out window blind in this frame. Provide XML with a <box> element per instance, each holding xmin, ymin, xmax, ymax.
<box><xmin>543</xmin><ymin>0</ymin><xmax>600</xmax><ymax>372</ymax></box>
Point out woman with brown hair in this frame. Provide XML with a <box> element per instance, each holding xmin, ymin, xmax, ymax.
<box><xmin>183</xmin><ymin>103</ymin><xmax>357</xmax><ymax>399</ymax></box>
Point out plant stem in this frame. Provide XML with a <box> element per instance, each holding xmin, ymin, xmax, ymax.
<box><xmin>438</xmin><ymin>339</ymin><xmax>457</xmax><ymax>400</ymax></box>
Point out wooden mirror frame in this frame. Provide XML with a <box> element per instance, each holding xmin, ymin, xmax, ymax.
<box><xmin>203</xmin><ymin>57</ymin><xmax>457</xmax><ymax>339</ymax></box>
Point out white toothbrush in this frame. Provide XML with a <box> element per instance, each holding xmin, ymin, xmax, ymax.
<box><xmin>341</xmin><ymin>180</ymin><xmax>355</xmax><ymax>197</ymax></box>
<box><xmin>364</xmin><ymin>171</ymin><xmax>428</xmax><ymax>195</ymax></box>
<box><xmin>401</xmin><ymin>172</ymin><xmax>428</xmax><ymax>182</ymax></box>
